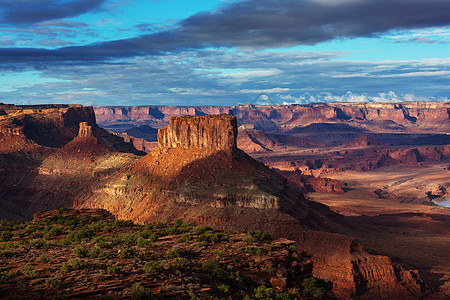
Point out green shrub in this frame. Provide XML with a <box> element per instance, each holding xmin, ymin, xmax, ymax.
<box><xmin>193</xmin><ymin>225</ymin><xmax>214</xmax><ymax>235</ymax></box>
<box><xmin>61</xmin><ymin>258</ymin><xmax>86</xmax><ymax>271</ymax></box>
<box><xmin>107</xmin><ymin>265</ymin><xmax>122</xmax><ymax>274</ymax></box>
<box><xmin>20</xmin><ymin>264</ymin><xmax>37</xmax><ymax>278</ymax></box>
<box><xmin>202</xmin><ymin>259</ymin><xmax>240</xmax><ymax>286</ymax></box>
<box><xmin>118</xmin><ymin>247</ymin><xmax>136</xmax><ymax>259</ymax></box>
<box><xmin>177</xmin><ymin>233</ymin><xmax>193</xmax><ymax>243</ymax></box>
<box><xmin>166</xmin><ymin>247</ymin><xmax>181</xmax><ymax>259</ymax></box>
<box><xmin>73</xmin><ymin>246</ymin><xmax>90</xmax><ymax>258</ymax></box>
<box><xmin>114</xmin><ymin>220</ymin><xmax>134</xmax><ymax>227</ymax></box>
<box><xmin>0</xmin><ymin>231</ymin><xmax>13</xmax><ymax>242</ymax></box>
<box><xmin>45</xmin><ymin>277</ymin><xmax>60</xmax><ymax>289</ymax></box>
<box><xmin>244</xmin><ymin>246</ymin><xmax>266</xmax><ymax>256</ymax></box>
<box><xmin>247</xmin><ymin>230</ymin><xmax>272</xmax><ymax>243</ymax></box>
<box><xmin>171</xmin><ymin>257</ymin><xmax>190</xmax><ymax>269</ymax></box>
<box><xmin>28</xmin><ymin>238</ymin><xmax>45</xmax><ymax>249</ymax></box>
<box><xmin>132</xmin><ymin>283</ymin><xmax>155</xmax><ymax>300</ymax></box>
<box><xmin>196</xmin><ymin>231</ymin><xmax>225</xmax><ymax>243</ymax></box>
<box><xmin>213</xmin><ymin>250</ymin><xmax>225</xmax><ymax>261</ymax></box>
<box><xmin>300</xmin><ymin>277</ymin><xmax>332</xmax><ymax>299</ymax></box>
<box><xmin>216</xmin><ymin>284</ymin><xmax>229</xmax><ymax>294</ymax></box>
<box><xmin>44</xmin><ymin>225</ymin><xmax>65</xmax><ymax>239</ymax></box>
<box><xmin>137</xmin><ymin>238</ymin><xmax>152</xmax><ymax>248</ymax></box>
<box><xmin>253</xmin><ymin>285</ymin><xmax>276</xmax><ymax>299</ymax></box>
<box><xmin>0</xmin><ymin>271</ymin><xmax>11</xmax><ymax>283</ymax></box>
<box><xmin>155</xmin><ymin>222</ymin><xmax>164</xmax><ymax>229</ymax></box>
<box><xmin>143</xmin><ymin>261</ymin><xmax>163</xmax><ymax>274</ymax></box>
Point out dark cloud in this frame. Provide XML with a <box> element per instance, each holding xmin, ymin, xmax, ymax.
<box><xmin>1</xmin><ymin>0</ymin><xmax>450</xmax><ymax>64</ymax></box>
<box><xmin>178</xmin><ymin>0</ymin><xmax>450</xmax><ymax>47</ymax></box>
<box><xmin>0</xmin><ymin>0</ymin><xmax>106</xmax><ymax>24</ymax></box>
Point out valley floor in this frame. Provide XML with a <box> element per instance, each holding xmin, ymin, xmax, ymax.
<box><xmin>307</xmin><ymin>161</ymin><xmax>450</xmax><ymax>297</ymax></box>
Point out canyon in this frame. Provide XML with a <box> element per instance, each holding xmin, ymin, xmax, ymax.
<box><xmin>1</xmin><ymin>102</ymin><xmax>449</xmax><ymax>298</ymax></box>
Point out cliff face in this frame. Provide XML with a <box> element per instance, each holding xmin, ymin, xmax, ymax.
<box><xmin>158</xmin><ymin>114</ymin><xmax>237</xmax><ymax>151</ymax></box>
<box><xmin>94</xmin><ymin>101</ymin><xmax>450</xmax><ymax>133</ymax></box>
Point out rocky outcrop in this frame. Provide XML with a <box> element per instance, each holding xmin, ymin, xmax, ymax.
<box><xmin>77</xmin><ymin>122</ymin><xmax>93</xmax><ymax>138</ymax></box>
<box><xmin>280</xmin><ymin>170</ymin><xmax>344</xmax><ymax>194</ymax></box>
<box><xmin>342</xmin><ymin>135</ymin><xmax>382</xmax><ymax>148</ymax></box>
<box><xmin>158</xmin><ymin>114</ymin><xmax>237</xmax><ymax>151</ymax></box>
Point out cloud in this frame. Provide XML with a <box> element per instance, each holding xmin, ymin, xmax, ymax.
<box><xmin>1</xmin><ymin>0</ymin><xmax>450</xmax><ymax>64</ymax></box>
<box><xmin>0</xmin><ymin>0</ymin><xmax>106</xmax><ymax>25</ymax></box>
<box><xmin>1</xmin><ymin>50</ymin><xmax>449</xmax><ymax>106</ymax></box>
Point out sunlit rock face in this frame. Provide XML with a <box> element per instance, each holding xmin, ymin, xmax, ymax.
<box><xmin>157</xmin><ymin>114</ymin><xmax>237</xmax><ymax>151</ymax></box>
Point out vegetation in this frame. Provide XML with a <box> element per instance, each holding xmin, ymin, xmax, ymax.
<box><xmin>0</xmin><ymin>209</ymin><xmax>334</xmax><ymax>299</ymax></box>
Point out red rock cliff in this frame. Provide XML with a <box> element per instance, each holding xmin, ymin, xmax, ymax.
<box><xmin>157</xmin><ymin>114</ymin><xmax>237</xmax><ymax>151</ymax></box>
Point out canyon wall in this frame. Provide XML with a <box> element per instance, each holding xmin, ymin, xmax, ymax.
<box><xmin>94</xmin><ymin>101</ymin><xmax>450</xmax><ymax>133</ymax></box>
<box><xmin>158</xmin><ymin>114</ymin><xmax>237</xmax><ymax>151</ymax></box>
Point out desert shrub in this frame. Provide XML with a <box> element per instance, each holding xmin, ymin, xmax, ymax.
<box><xmin>213</xmin><ymin>250</ymin><xmax>225</xmax><ymax>261</ymax></box>
<box><xmin>45</xmin><ymin>277</ymin><xmax>60</xmax><ymax>289</ymax></box>
<box><xmin>177</xmin><ymin>233</ymin><xmax>192</xmax><ymax>243</ymax></box>
<box><xmin>148</xmin><ymin>234</ymin><xmax>158</xmax><ymax>243</ymax></box>
<box><xmin>136</xmin><ymin>238</ymin><xmax>152</xmax><ymax>248</ymax></box>
<box><xmin>170</xmin><ymin>257</ymin><xmax>190</xmax><ymax>269</ymax></box>
<box><xmin>132</xmin><ymin>283</ymin><xmax>155</xmax><ymax>300</ymax></box>
<box><xmin>61</xmin><ymin>258</ymin><xmax>86</xmax><ymax>271</ymax></box>
<box><xmin>163</xmin><ymin>226</ymin><xmax>180</xmax><ymax>236</ymax></box>
<box><xmin>247</xmin><ymin>230</ymin><xmax>272</xmax><ymax>243</ymax></box>
<box><xmin>118</xmin><ymin>247</ymin><xmax>136</xmax><ymax>259</ymax></box>
<box><xmin>0</xmin><ymin>249</ymin><xmax>15</xmax><ymax>258</ymax></box>
<box><xmin>0</xmin><ymin>231</ymin><xmax>13</xmax><ymax>242</ymax></box>
<box><xmin>193</xmin><ymin>225</ymin><xmax>214</xmax><ymax>235</ymax></box>
<box><xmin>73</xmin><ymin>246</ymin><xmax>90</xmax><ymax>258</ymax></box>
<box><xmin>216</xmin><ymin>284</ymin><xmax>229</xmax><ymax>294</ymax></box>
<box><xmin>37</xmin><ymin>254</ymin><xmax>51</xmax><ymax>263</ymax></box>
<box><xmin>244</xmin><ymin>246</ymin><xmax>267</xmax><ymax>256</ymax></box>
<box><xmin>300</xmin><ymin>277</ymin><xmax>332</xmax><ymax>299</ymax></box>
<box><xmin>143</xmin><ymin>261</ymin><xmax>163</xmax><ymax>274</ymax></box>
<box><xmin>90</xmin><ymin>246</ymin><xmax>103</xmax><ymax>257</ymax></box>
<box><xmin>23</xmin><ymin>224</ymin><xmax>42</xmax><ymax>236</ymax></box>
<box><xmin>114</xmin><ymin>220</ymin><xmax>134</xmax><ymax>227</ymax></box>
<box><xmin>92</xmin><ymin>237</ymin><xmax>110</xmax><ymax>249</ymax></box>
<box><xmin>155</xmin><ymin>222</ymin><xmax>164</xmax><ymax>229</ymax></box>
<box><xmin>253</xmin><ymin>285</ymin><xmax>276</xmax><ymax>299</ymax></box>
<box><xmin>28</xmin><ymin>238</ymin><xmax>45</xmax><ymax>249</ymax></box>
<box><xmin>20</xmin><ymin>264</ymin><xmax>37</xmax><ymax>278</ymax></box>
<box><xmin>0</xmin><ymin>271</ymin><xmax>11</xmax><ymax>283</ymax></box>
<box><xmin>107</xmin><ymin>265</ymin><xmax>122</xmax><ymax>274</ymax></box>
<box><xmin>287</xmin><ymin>245</ymin><xmax>297</xmax><ymax>254</ymax></box>
<box><xmin>44</xmin><ymin>225</ymin><xmax>65</xmax><ymax>240</ymax></box>
<box><xmin>167</xmin><ymin>247</ymin><xmax>195</xmax><ymax>259</ymax></box>
<box><xmin>196</xmin><ymin>231</ymin><xmax>225</xmax><ymax>243</ymax></box>
<box><xmin>202</xmin><ymin>259</ymin><xmax>240</xmax><ymax>286</ymax></box>
<box><xmin>67</xmin><ymin>228</ymin><xmax>97</xmax><ymax>243</ymax></box>
<box><xmin>166</xmin><ymin>247</ymin><xmax>181</xmax><ymax>259</ymax></box>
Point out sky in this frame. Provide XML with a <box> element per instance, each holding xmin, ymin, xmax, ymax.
<box><xmin>0</xmin><ymin>0</ymin><xmax>449</xmax><ymax>106</ymax></box>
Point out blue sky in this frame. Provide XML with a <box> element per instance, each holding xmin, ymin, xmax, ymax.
<box><xmin>0</xmin><ymin>0</ymin><xmax>449</xmax><ymax>106</ymax></box>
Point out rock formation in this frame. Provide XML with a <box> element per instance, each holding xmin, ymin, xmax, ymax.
<box><xmin>94</xmin><ymin>101</ymin><xmax>450</xmax><ymax>133</ymax></box>
<box><xmin>79</xmin><ymin>114</ymin><xmax>427</xmax><ymax>299</ymax></box>
<box><xmin>0</xmin><ymin>105</ymin><xmax>142</xmax><ymax>220</ymax></box>
<box><xmin>158</xmin><ymin>114</ymin><xmax>237</xmax><ymax>151</ymax></box>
